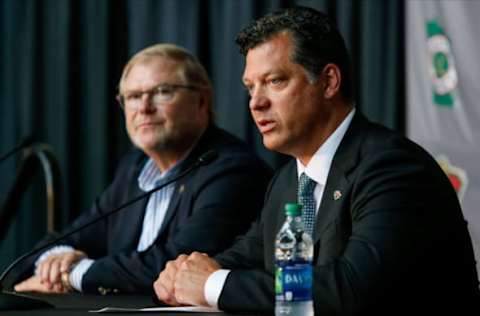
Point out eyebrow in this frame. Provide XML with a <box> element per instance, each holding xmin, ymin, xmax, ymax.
<box><xmin>242</xmin><ymin>69</ymin><xmax>277</xmax><ymax>83</ymax></box>
<box><xmin>245</xmin><ymin>68</ymin><xmax>290</xmax><ymax>87</ymax></box>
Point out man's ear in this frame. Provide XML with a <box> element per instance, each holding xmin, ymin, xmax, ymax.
<box><xmin>321</xmin><ymin>64</ymin><xmax>342</xmax><ymax>99</ymax></box>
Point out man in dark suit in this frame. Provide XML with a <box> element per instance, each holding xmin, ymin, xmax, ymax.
<box><xmin>154</xmin><ymin>7</ymin><xmax>480</xmax><ymax>314</ymax></box>
<box><xmin>13</xmin><ymin>43</ymin><xmax>271</xmax><ymax>295</ymax></box>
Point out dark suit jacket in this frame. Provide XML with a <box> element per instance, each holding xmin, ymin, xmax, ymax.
<box><xmin>215</xmin><ymin>112</ymin><xmax>480</xmax><ymax>315</ymax></box>
<box><xmin>12</xmin><ymin>125</ymin><xmax>271</xmax><ymax>295</ymax></box>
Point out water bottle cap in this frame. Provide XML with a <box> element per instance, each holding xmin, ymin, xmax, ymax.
<box><xmin>284</xmin><ymin>203</ymin><xmax>302</xmax><ymax>216</ymax></box>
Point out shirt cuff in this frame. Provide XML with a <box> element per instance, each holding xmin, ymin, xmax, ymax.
<box><xmin>69</xmin><ymin>258</ymin><xmax>94</xmax><ymax>292</ymax></box>
<box><xmin>34</xmin><ymin>245</ymin><xmax>75</xmax><ymax>274</ymax></box>
<box><xmin>204</xmin><ymin>269</ymin><xmax>230</xmax><ymax>308</ymax></box>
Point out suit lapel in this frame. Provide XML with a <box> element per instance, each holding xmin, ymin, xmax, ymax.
<box><xmin>116</xmin><ymin>154</ymin><xmax>151</xmax><ymax>250</ymax></box>
<box><xmin>125</xmin><ymin>188</ymin><xmax>150</xmax><ymax>249</ymax></box>
<box><xmin>154</xmin><ymin>125</ymin><xmax>218</xmax><ymax>238</ymax></box>
<box><xmin>265</xmin><ymin>161</ymin><xmax>297</xmax><ymax>269</ymax></box>
<box><xmin>313</xmin><ymin>169</ymin><xmax>349</xmax><ymax>243</ymax></box>
<box><xmin>313</xmin><ymin>112</ymin><xmax>368</xmax><ymax>244</ymax></box>
<box><xmin>156</xmin><ymin>180</ymin><xmax>185</xmax><ymax>237</ymax></box>
<box><xmin>275</xmin><ymin>163</ymin><xmax>298</xmax><ymax>235</ymax></box>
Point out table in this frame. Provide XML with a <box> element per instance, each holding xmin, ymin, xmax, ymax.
<box><xmin>4</xmin><ymin>292</ymin><xmax>267</xmax><ymax>315</ymax></box>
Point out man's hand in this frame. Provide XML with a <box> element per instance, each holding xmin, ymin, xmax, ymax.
<box><xmin>173</xmin><ymin>252</ymin><xmax>221</xmax><ymax>306</ymax></box>
<box><xmin>14</xmin><ymin>275</ymin><xmax>67</xmax><ymax>294</ymax></box>
<box><xmin>37</xmin><ymin>250</ymin><xmax>86</xmax><ymax>287</ymax></box>
<box><xmin>154</xmin><ymin>254</ymin><xmax>188</xmax><ymax>306</ymax></box>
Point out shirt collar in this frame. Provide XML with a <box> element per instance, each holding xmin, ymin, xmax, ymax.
<box><xmin>138</xmin><ymin>149</ymin><xmax>192</xmax><ymax>191</ymax></box>
<box><xmin>138</xmin><ymin>159</ymin><xmax>171</xmax><ymax>191</ymax></box>
<box><xmin>297</xmin><ymin>108</ymin><xmax>355</xmax><ymax>185</ymax></box>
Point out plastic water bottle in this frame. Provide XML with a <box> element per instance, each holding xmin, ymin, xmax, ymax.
<box><xmin>275</xmin><ymin>203</ymin><xmax>314</xmax><ymax>316</ymax></box>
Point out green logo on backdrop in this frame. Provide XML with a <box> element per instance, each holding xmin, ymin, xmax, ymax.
<box><xmin>426</xmin><ymin>20</ymin><xmax>457</xmax><ymax>107</ymax></box>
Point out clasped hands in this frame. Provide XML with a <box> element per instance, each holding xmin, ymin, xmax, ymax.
<box><xmin>13</xmin><ymin>248</ymin><xmax>220</xmax><ymax>303</ymax></box>
<box><xmin>14</xmin><ymin>250</ymin><xmax>86</xmax><ymax>294</ymax></box>
<box><xmin>154</xmin><ymin>252</ymin><xmax>220</xmax><ymax>307</ymax></box>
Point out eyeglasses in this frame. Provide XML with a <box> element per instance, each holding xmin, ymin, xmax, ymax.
<box><xmin>117</xmin><ymin>83</ymin><xmax>198</xmax><ymax>110</ymax></box>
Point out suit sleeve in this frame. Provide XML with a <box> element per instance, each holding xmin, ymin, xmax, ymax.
<box><xmin>214</xmin><ymin>172</ymin><xmax>279</xmax><ymax>313</ymax></box>
<box><xmin>5</xmin><ymin>149</ymin><xmax>140</xmax><ymax>290</ymax></box>
<box><xmin>215</xmin><ymin>219</ymin><xmax>275</xmax><ymax>313</ymax></box>
<box><xmin>81</xmin><ymin>155</ymin><xmax>271</xmax><ymax>294</ymax></box>
<box><xmin>5</xmin><ymin>176</ymin><xmax>115</xmax><ymax>288</ymax></box>
<box><xmin>38</xmin><ymin>150</ymin><xmax>143</xmax><ymax>259</ymax></box>
<box><xmin>219</xmin><ymin>269</ymin><xmax>274</xmax><ymax>313</ymax></box>
<box><xmin>51</xmin><ymin>151</ymin><xmax>137</xmax><ymax>258</ymax></box>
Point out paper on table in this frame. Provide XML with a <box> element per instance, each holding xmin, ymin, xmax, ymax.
<box><xmin>90</xmin><ymin>306</ymin><xmax>222</xmax><ymax>313</ymax></box>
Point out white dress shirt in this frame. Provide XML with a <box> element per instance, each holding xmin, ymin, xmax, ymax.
<box><xmin>204</xmin><ymin>108</ymin><xmax>355</xmax><ymax>308</ymax></box>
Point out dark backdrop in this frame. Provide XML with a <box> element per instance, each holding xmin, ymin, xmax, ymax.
<box><xmin>0</xmin><ymin>0</ymin><xmax>404</xmax><ymax>271</ymax></box>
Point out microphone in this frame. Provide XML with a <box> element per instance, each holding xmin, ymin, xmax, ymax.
<box><xmin>0</xmin><ymin>150</ymin><xmax>218</xmax><ymax>310</ymax></box>
<box><xmin>0</xmin><ymin>136</ymin><xmax>36</xmax><ymax>164</ymax></box>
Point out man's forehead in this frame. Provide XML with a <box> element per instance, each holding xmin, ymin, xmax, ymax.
<box><xmin>242</xmin><ymin>34</ymin><xmax>293</xmax><ymax>81</ymax></box>
<box><xmin>121</xmin><ymin>58</ymin><xmax>183</xmax><ymax>93</ymax></box>
<box><xmin>249</xmin><ymin>33</ymin><xmax>292</xmax><ymax>55</ymax></box>
<box><xmin>133</xmin><ymin>56</ymin><xmax>180</xmax><ymax>71</ymax></box>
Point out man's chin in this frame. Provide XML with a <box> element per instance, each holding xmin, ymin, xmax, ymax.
<box><xmin>262</xmin><ymin>136</ymin><xmax>293</xmax><ymax>156</ymax></box>
<box><xmin>263</xmin><ymin>137</ymin><xmax>282</xmax><ymax>152</ymax></box>
<box><xmin>132</xmin><ymin>137</ymin><xmax>165</xmax><ymax>152</ymax></box>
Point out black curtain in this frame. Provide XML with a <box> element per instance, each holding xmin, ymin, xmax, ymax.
<box><xmin>0</xmin><ymin>0</ymin><xmax>404</xmax><ymax>271</ymax></box>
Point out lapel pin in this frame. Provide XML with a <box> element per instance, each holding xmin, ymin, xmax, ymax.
<box><xmin>179</xmin><ymin>184</ymin><xmax>185</xmax><ymax>193</ymax></box>
<box><xmin>333</xmin><ymin>190</ymin><xmax>342</xmax><ymax>200</ymax></box>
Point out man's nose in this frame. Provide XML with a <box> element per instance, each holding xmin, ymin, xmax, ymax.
<box><xmin>138</xmin><ymin>93</ymin><xmax>156</xmax><ymax>113</ymax></box>
<box><xmin>249</xmin><ymin>88</ymin><xmax>270</xmax><ymax>111</ymax></box>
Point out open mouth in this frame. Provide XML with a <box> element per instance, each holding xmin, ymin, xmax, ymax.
<box><xmin>257</xmin><ymin>119</ymin><xmax>275</xmax><ymax>133</ymax></box>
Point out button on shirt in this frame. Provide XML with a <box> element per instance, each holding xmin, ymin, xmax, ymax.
<box><xmin>204</xmin><ymin>108</ymin><xmax>356</xmax><ymax>308</ymax></box>
<box><xmin>35</xmin><ymin>157</ymin><xmax>180</xmax><ymax>292</ymax></box>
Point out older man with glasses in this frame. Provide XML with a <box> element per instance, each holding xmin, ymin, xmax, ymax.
<box><xmin>13</xmin><ymin>43</ymin><xmax>271</xmax><ymax>295</ymax></box>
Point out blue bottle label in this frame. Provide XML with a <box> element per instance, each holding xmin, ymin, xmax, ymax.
<box><xmin>275</xmin><ymin>261</ymin><xmax>312</xmax><ymax>302</ymax></box>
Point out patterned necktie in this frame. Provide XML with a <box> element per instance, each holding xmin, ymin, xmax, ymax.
<box><xmin>298</xmin><ymin>173</ymin><xmax>317</xmax><ymax>236</ymax></box>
